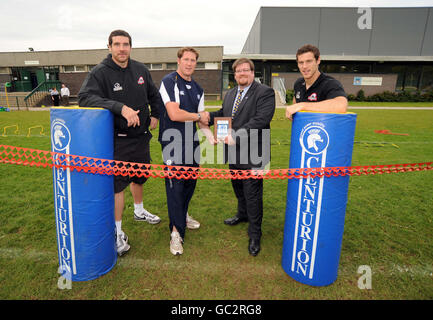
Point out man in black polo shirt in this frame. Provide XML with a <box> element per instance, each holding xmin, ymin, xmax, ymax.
<box><xmin>286</xmin><ymin>44</ymin><xmax>348</xmax><ymax>120</ymax></box>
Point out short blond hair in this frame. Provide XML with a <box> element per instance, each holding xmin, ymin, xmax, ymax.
<box><xmin>177</xmin><ymin>47</ymin><xmax>199</xmax><ymax>60</ymax></box>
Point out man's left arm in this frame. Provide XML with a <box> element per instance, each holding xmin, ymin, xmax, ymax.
<box><xmin>286</xmin><ymin>80</ymin><xmax>348</xmax><ymax>120</ymax></box>
<box><xmin>242</xmin><ymin>86</ymin><xmax>276</xmax><ymax>131</ymax></box>
<box><xmin>286</xmin><ymin>96</ymin><xmax>348</xmax><ymax>119</ymax></box>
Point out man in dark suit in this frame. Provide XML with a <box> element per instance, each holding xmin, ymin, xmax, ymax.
<box><xmin>208</xmin><ymin>58</ymin><xmax>275</xmax><ymax>256</ymax></box>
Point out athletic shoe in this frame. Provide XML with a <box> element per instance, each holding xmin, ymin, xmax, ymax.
<box><xmin>116</xmin><ymin>232</ymin><xmax>130</xmax><ymax>256</ymax></box>
<box><xmin>170</xmin><ymin>231</ymin><xmax>183</xmax><ymax>255</ymax></box>
<box><xmin>134</xmin><ymin>208</ymin><xmax>161</xmax><ymax>224</ymax></box>
<box><xmin>186</xmin><ymin>212</ymin><xmax>200</xmax><ymax>229</ymax></box>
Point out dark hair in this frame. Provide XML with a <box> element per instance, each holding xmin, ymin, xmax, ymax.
<box><xmin>296</xmin><ymin>44</ymin><xmax>320</xmax><ymax>61</ymax></box>
<box><xmin>108</xmin><ymin>30</ymin><xmax>132</xmax><ymax>47</ymax></box>
<box><xmin>232</xmin><ymin>58</ymin><xmax>255</xmax><ymax>72</ymax></box>
<box><xmin>177</xmin><ymin>47</ymin><xmax>199</xmax><ymax>60</ymax></box>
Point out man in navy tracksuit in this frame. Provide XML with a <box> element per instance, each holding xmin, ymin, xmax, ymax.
<box><xmin>158</xmin><ymin>47</ymin><xmax>211</xmax><ymax>255</ymax></box>
<box><xmin>78</xmin><ymin>30</ymin><xmax>162</xmax><ymax>256</ymax></box>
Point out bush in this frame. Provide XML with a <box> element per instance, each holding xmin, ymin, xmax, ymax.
<box><xmin>286</xmin><ymin>89</ymin><xmax>294</xmax><ymax>103</ymax></box>
<box><xmin>352</xmin><ymin>89</ymin><xmax>433</xmax><ymax>102</ymax></box>
<box><xmin>356</xmin><ymin>89</ymin><xmax>365</xmax><ymax>101</ymax></box>
<box><xmin>347</xmin><ymin>94</ymin><xmax>356</xmax><ymax>101</ymax></box>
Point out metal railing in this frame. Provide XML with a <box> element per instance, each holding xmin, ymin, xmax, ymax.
<box><xmin>24</xmin><ymin>80</ymin><xmax>61</xmax><ymax>108</ymax></box>
<box><xmin>272</xmin><ymin>77</ymin><xmax>287</xmax><ymax>105</ymax></box>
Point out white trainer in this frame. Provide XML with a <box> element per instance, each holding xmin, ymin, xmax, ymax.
<box><xmin>170</xmin><ymin>231</ymin><xmax>183</xmax><ymax>256</ymax></box>
<box><xmin>186</xmin><ymin>212</ymin><xmax>200</xmax><ymax>229</ymax></box>
<box><xmin>134</xmin><ymin>208</ymin><xmax>161</xmax><ymax>224</ymax></box>
<box><xmin>116</xmin><ymin>232</ymin><xmax>130</xmax><ymax>256</ymax></box>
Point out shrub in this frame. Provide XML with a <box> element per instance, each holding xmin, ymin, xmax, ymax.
<box><xmin>351</xmin><ymin>89</ymin><xmax>433</xmax><ymax>102</ymax></box>
<box><xmin>356</xmin><ymin>89</ymin><xmax>365</xmax><ymax>101</ymax></box>
<box><xmin>286</xmin><ymin>89</ymin><xmax>294</xmax><ymax>103</ymax></box>
<box><xmin>347</xmin><ymin>94</ymin><xmax>356</xmax><ymax>101</ymax></box>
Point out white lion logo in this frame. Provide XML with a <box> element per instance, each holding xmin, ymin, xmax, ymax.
<box><xmin>54</xmin><ymin>125</ymin><xmax>65</xmax><ymax>147</ymax></box>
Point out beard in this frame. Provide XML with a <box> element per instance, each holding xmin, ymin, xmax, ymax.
<box><xmin>236</xmin><ymin>76</ymin><xmax>251</xmax><ymax>87</ymax></box>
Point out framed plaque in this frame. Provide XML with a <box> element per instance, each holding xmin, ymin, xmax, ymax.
<box><xmin>214</xmin><ymin>117</ymin><xmax>232</xmax><ymax>141</ymax></box>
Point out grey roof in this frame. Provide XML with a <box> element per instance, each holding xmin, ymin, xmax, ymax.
<box><xmin>241</xmin><ymin>7</ymin><xmax>433</xmax><ymax>59</ymax></box>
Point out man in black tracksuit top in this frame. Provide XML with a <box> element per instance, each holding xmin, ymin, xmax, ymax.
<box><xmin>78</xmin><ymin>30</ymin><xmax>163</xmax><ymax>256</ymax></box>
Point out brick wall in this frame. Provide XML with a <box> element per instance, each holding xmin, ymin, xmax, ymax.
<box><xmin>59</xmin><ymin>72</ymin><xmax>89</xmax><ymax>96</ymax></box>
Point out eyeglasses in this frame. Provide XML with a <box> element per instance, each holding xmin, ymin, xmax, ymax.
<box><xmin>235</xmin><ymin>69</ymin><xmax>252</xmax><ymax>74</ymax></box>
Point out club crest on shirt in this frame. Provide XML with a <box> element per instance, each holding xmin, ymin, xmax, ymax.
<box><xmin>113</xmin><ymin>83</ymin><xmax>123</xmax><ymax>92</ymax></box>
<box><xmin>186</xmin><ymin>84</ymin><xmax>191</xmax><ymax>89</ymax></box>
<box><xmin>308</xmin><ymin>93</ymin><xmax>317</xmax><ymax>101</ymax></box>
<box><xmin>137</xmin><ymin>76</ymin><xmax>145</xmax><ymax>85</ymax></box>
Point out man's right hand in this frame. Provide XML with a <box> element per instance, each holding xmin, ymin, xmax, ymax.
<box><xmin>121</xmin><ymin>105</ymin><xmax>140</xmax><ymax>127</ymax></box>
<box><xmin>199</xmin><ymin>111</ymin><xmax>210</xmax><ymax>125</ymax></box>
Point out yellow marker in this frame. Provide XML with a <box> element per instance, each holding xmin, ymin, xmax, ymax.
<box><xmin>27</xmin><ymin>125</ymin><xmax>45</xmax><ymax>137</ymax></box>
<box><xmin>2</xmin><ymin>124</ymin><xmax>19</xmax><ymax>137</ymax></box>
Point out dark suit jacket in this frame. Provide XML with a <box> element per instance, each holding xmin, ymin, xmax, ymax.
<box><xmin>210</xmin><ymin>81</ymin><xmax>275</xmax><ymax>169</ymax></box>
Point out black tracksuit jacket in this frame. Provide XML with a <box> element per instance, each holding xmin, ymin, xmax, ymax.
<box><xmin>78</xmin><ymin>54</ymin><xmax>162</xmax><ymax>137</ymax></box>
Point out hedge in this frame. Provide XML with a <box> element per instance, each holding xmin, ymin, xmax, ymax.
<box><xmin>286</xmin><ymin>89</ymin><xmax>433</xmax><ymax>102</ymax></box>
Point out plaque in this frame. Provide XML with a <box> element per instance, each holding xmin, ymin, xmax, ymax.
<box><xmin>214</xmin><ymin>117</ymin><xmax>232</xmax><ymax>141</ymax></box>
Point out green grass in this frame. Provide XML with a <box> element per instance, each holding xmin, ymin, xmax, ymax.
<box><xmin>348</xmin><ymin>101</ymin><xmax>433</xmax><ymax>107</ymax></box>
<box><xmin>0</xmin><ymin>109</ymin><xmax>432</xmax><ymax>299</ymax></box>
<box><xmin>204</xmin><ymin>99</ymin><xmax>223</xmax><ymax>106</ymax></box>
<box><xmin>204</xmin><ymin>99</ymin><xmax>433</xmax><ymax>107</ymax></box>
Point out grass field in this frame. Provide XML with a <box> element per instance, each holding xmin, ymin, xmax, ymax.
<box><xmin>348</xmin><ymin>101</ymin><xmax>433</xmax><ymax>107</ymax></box>
<box><xmin>0</xmin><ymin>107</ymin><xmax>432</xmax><ymax>300</ymax></box>
<box><xmin>203</xmin><ymin>100</ymin><xmax>433</xmax><ymax>107</ymax></box>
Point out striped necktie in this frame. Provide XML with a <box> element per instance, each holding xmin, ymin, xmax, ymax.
<box><xmin>231</xmin><ymin>89</ymin><xmax>244</xmax><ymax>118</ymax></box>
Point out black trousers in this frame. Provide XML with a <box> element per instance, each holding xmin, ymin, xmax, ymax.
<box><xmin>230</xmin><ymin>172</ymin><xmax>263</xmax><ymax>240</ymax></box>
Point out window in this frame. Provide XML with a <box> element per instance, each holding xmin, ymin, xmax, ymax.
<box><xmin>205</xmin><ymin>62</ymin><xmax>219</xmax><ymax>70</ymax></box>
<box><xmin>64</xmin><ymin>65</ymin><xmax>75</xmax><ymax>72</ymax></box>
<box><xmin>420</xmin><ymin>65</ymin><xmax>433</xmax><ymax>91</ymax></box>
<box><xmin>404</xmin><ymin>65</ymin><xmax>422</xmax><ymax>92</ymax></box>
<box><xmin>63</xmin><ymin>65</ymin><xmax>87</xmax><ymax>73</ymax></box>
<box><xmin>75</xmin><ymin>65</ymin><xmax>86</xmax><ymax>72</ymax></box>
<box><xmin>271</xmin><ymin>61</ymin><xmax>298</xmax><ymax>73</ymax></box>
<box><xmin>166</xmin><ymin>63</ymin><xmax>177</xmax><ymax>70</ymax></box>
<box><xmin>151</xmin><ymin>63</ymin><xmax>162</xmax><ymax>70</ymax></box>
